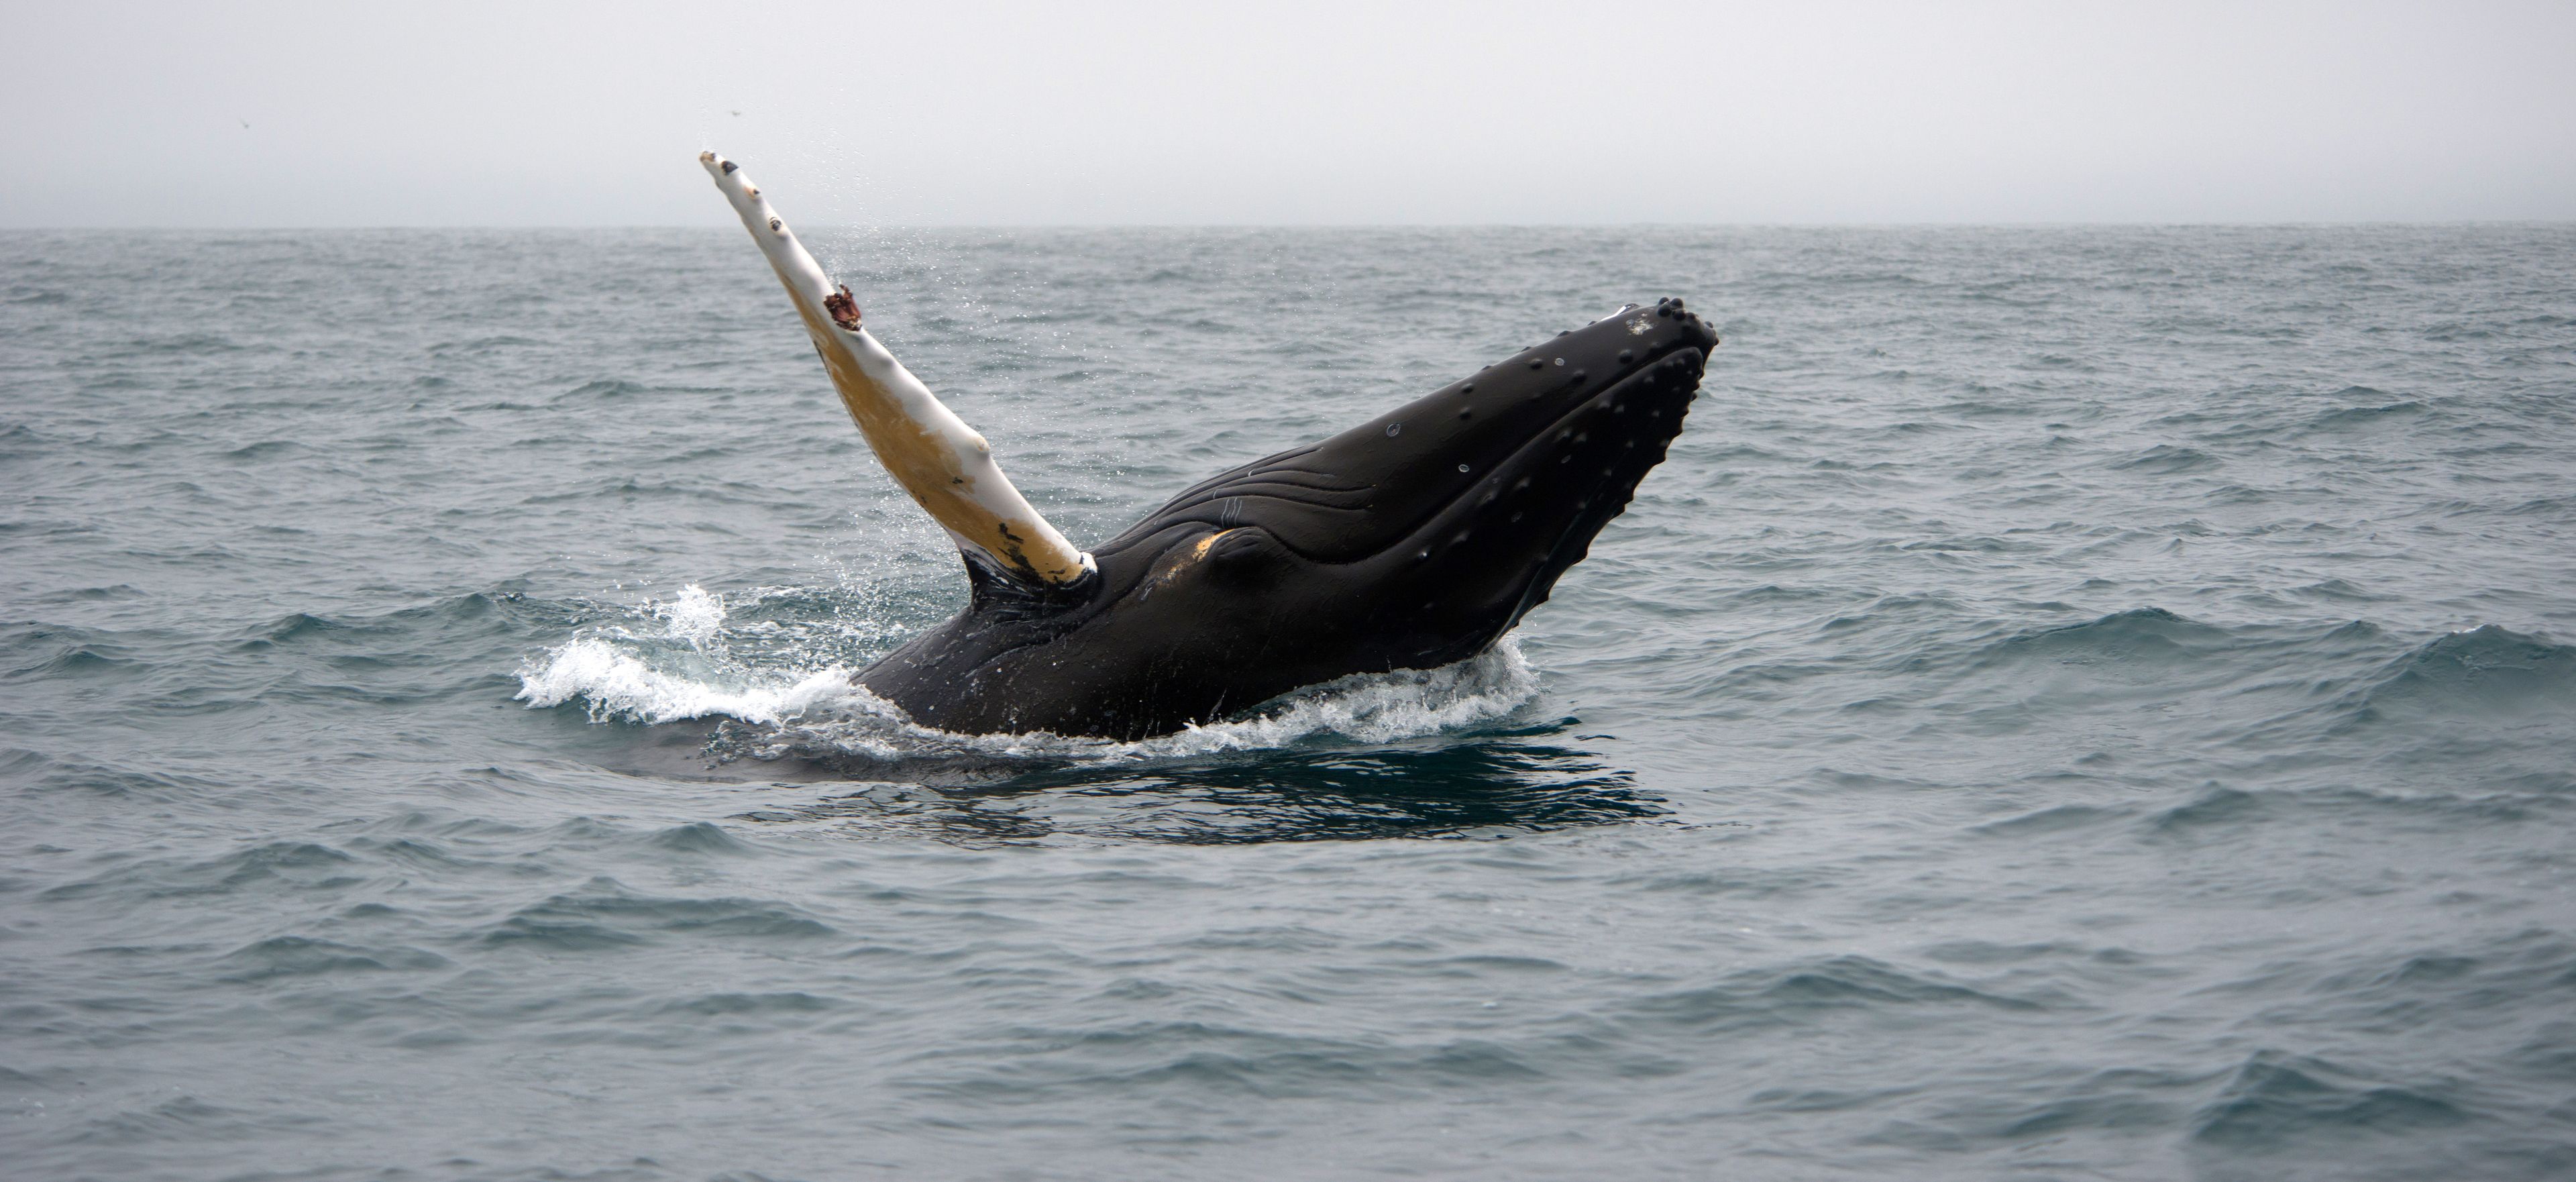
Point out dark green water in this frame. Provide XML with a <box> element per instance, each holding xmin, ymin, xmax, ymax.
<box><xmin>4</xmin><ymin>225</ymin><xmax>2574</xmax><ymax>1179</ymax></box>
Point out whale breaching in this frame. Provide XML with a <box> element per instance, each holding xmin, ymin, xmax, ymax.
<box><xmin>699</xmin><ymin>152</ymin><xmax>1717</xmax><ymax>741</ymax></box>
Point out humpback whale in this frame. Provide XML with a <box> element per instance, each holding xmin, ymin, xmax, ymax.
<box><xmin>699</xmin><ymin>152</ymin><xmax>1718</xmax><ymax>741</ymax></box>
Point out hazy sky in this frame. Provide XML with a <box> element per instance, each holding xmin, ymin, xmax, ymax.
<box><xmin>5</xmin><ymin>0</ymin><xmax>2572</xmax><ymax>225</ymax></box>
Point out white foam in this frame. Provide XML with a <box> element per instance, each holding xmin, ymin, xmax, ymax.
<box><xmin>518</xmin><ymin>577</ymin><xmax>1541</xmax><ymax>761</ymax></box>
<box><xmin>653</xmin><ymin>584</ymin><xmax>727</xmax><ymax>649</ymax></box>
<box><xmin>1156</xmin><ymin>638</ymin><xmax>1538</xmax><ymax>753</ymax></box>
<box><xmin>515</xmin><ymin>636</ymin><xmax>861</xmax><ymax>726</ymax></box>
<box><xmin>749</xmin><ymin>637</ymin><xmax>1540</xmax><ymax>765</ymax></box>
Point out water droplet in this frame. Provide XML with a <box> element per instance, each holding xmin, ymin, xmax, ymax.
<box><xmin>1457</xmin><ymin>464</ymin><xmax>1470</xmax><ymax>473</ymax></box>
<box><xmin>1554</xmin><ymin>358</ymin><xmax>1566</xmax><ymax>366</ymax></box>
<box><xmin>1385</xmin><ymin>422</ymin><xmax>1403</xmax><ymax>437</ymax></box>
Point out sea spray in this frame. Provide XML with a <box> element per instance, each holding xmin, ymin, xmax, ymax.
<box><xmin>519</xmin><ymin>582</ymin><xmax>1542</xmax><ymax>756</ymax></box>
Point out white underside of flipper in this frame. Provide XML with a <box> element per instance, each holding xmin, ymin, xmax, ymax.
<box><xmin>699</xmin><ymin>152</ymin><xmax>1093</xmax><ymax>586</ymax></box>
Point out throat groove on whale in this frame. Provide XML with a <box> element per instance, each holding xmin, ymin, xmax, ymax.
<box><xmin>701</xmin><ymin>154</ymin><xmax>1719</xmax><ymax>740</ymax></box>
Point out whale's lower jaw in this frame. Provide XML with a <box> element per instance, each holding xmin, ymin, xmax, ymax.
<box><xmin>854</xmin><ymin>301</ymin><xmax>1717</xmax><ymax>742</ymax></box>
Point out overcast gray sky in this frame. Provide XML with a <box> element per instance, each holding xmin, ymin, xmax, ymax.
<box><xmin>5</xmin><ymin>0</ymin><xmax>2571</xmax><ymax>225</ymax></box>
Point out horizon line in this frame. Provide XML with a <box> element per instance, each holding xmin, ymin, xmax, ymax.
<box><xmin>5</xmin><ymin>219</ymin><xmax>2573</xmax><ymax>232</ymax></box>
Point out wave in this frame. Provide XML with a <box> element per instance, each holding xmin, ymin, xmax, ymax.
<box><xmin>38</xmin><ymin>839</ymin><xmax>361</xmax><ymax>903</ymax></box>
<box><xmin>483</xmin><ymin>881</ymin><xmax>839</xmax><ymax>949</ymax></box>
<box><xmin>424</xmin><ymin>334</ymin><xmax>538</xmax><ymax>356</ymax></box>
<box><xmin>2306</xmin><ymin>400</ymin><xmax>2428</xmax><ymax>431</ymax></box>
<box><xmin>1621</xmin><ymin>954</ymin><xmax>2045</xmax><ymax>1036</ymax></box>
<box><xmin>555</xmin><ymin>378</ymin><xmax>651</xmax><ymax>401</ymax></box>
<box><xmin>215</xmin><ymin>935</ymin><xmax>451</xmax><ymax>983</ymax></box>
<box><xmin>2191</xmin><ymin>1051</ymin><xmax>2471</xmax><ymax>1149</ymax></box>
<box><xmin>2339</xmin><ymin>624</ymin><xmax>2576</xmax><ymax>720</ymax></box>
<box><xmin>1972</xmin><ymin>606</ymin><xmax>2237</xmax><ymax>673</ymax></box>
<box><xmin>517</xmin><ymin>583</ymin><xmax>1542</xmax><ymax>765</ymax></box>
<box><xmin>2111</xmin><ymin>444</ymin><xmax>2219</xmax><ymax>474</ymax></box>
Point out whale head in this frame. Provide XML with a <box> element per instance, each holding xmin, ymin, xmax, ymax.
<box><xmin>861</xmin><ymin>300</ymin><xmax>1719</xmax><ymax>739</ymax></box>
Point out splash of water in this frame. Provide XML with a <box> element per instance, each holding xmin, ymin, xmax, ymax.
<box><xmin>654</xmin><ymin>584</ymin><xmax>727</xmax><ymax>650</ymax></box>
<box><xmin>517</xmin><ymin>583</ymin><xmax>1542</xmax><ymax>758</ymax></box>
<box><xmin>748</xmin><ymin>639</ymin><xmax>1540</xmax><ymax>766</ymax></box>
<box><xmin>515</xmin><ymin>635</ymin><xmax>860</xmax><ymax>726</ymax></box>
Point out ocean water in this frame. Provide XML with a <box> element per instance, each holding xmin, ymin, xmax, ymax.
<box><xmin>4</xmin><ymin>223</ymin><xmax>2574</xmax><ymax>1180</ymax></box>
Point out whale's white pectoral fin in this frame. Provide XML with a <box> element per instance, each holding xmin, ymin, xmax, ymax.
<box><xmin>698</xmin><ymin>151</ymin><xmax>1094</xmax><ymax>586</ymax></box>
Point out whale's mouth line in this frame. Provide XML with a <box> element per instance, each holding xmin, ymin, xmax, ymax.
<box><xmin>1135</xmin><ymin>386</ymin><xmax>1687</xmax><ymax>573</ymax></box>
<box><xmin>1120</xmin><ymin>338</ymin><xmax>1709</xmax><ymax>571</ymax></box>
<box><xmin>939</xmin><ymin>355</ymin><xmax>1695</xmax><ymax>677</ymax></box>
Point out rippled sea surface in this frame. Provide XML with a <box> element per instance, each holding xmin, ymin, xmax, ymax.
<box><xmin>5</xmin><ymin>225</ymin><xmax>2575</xmax><ymax>1180</ymax></box>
